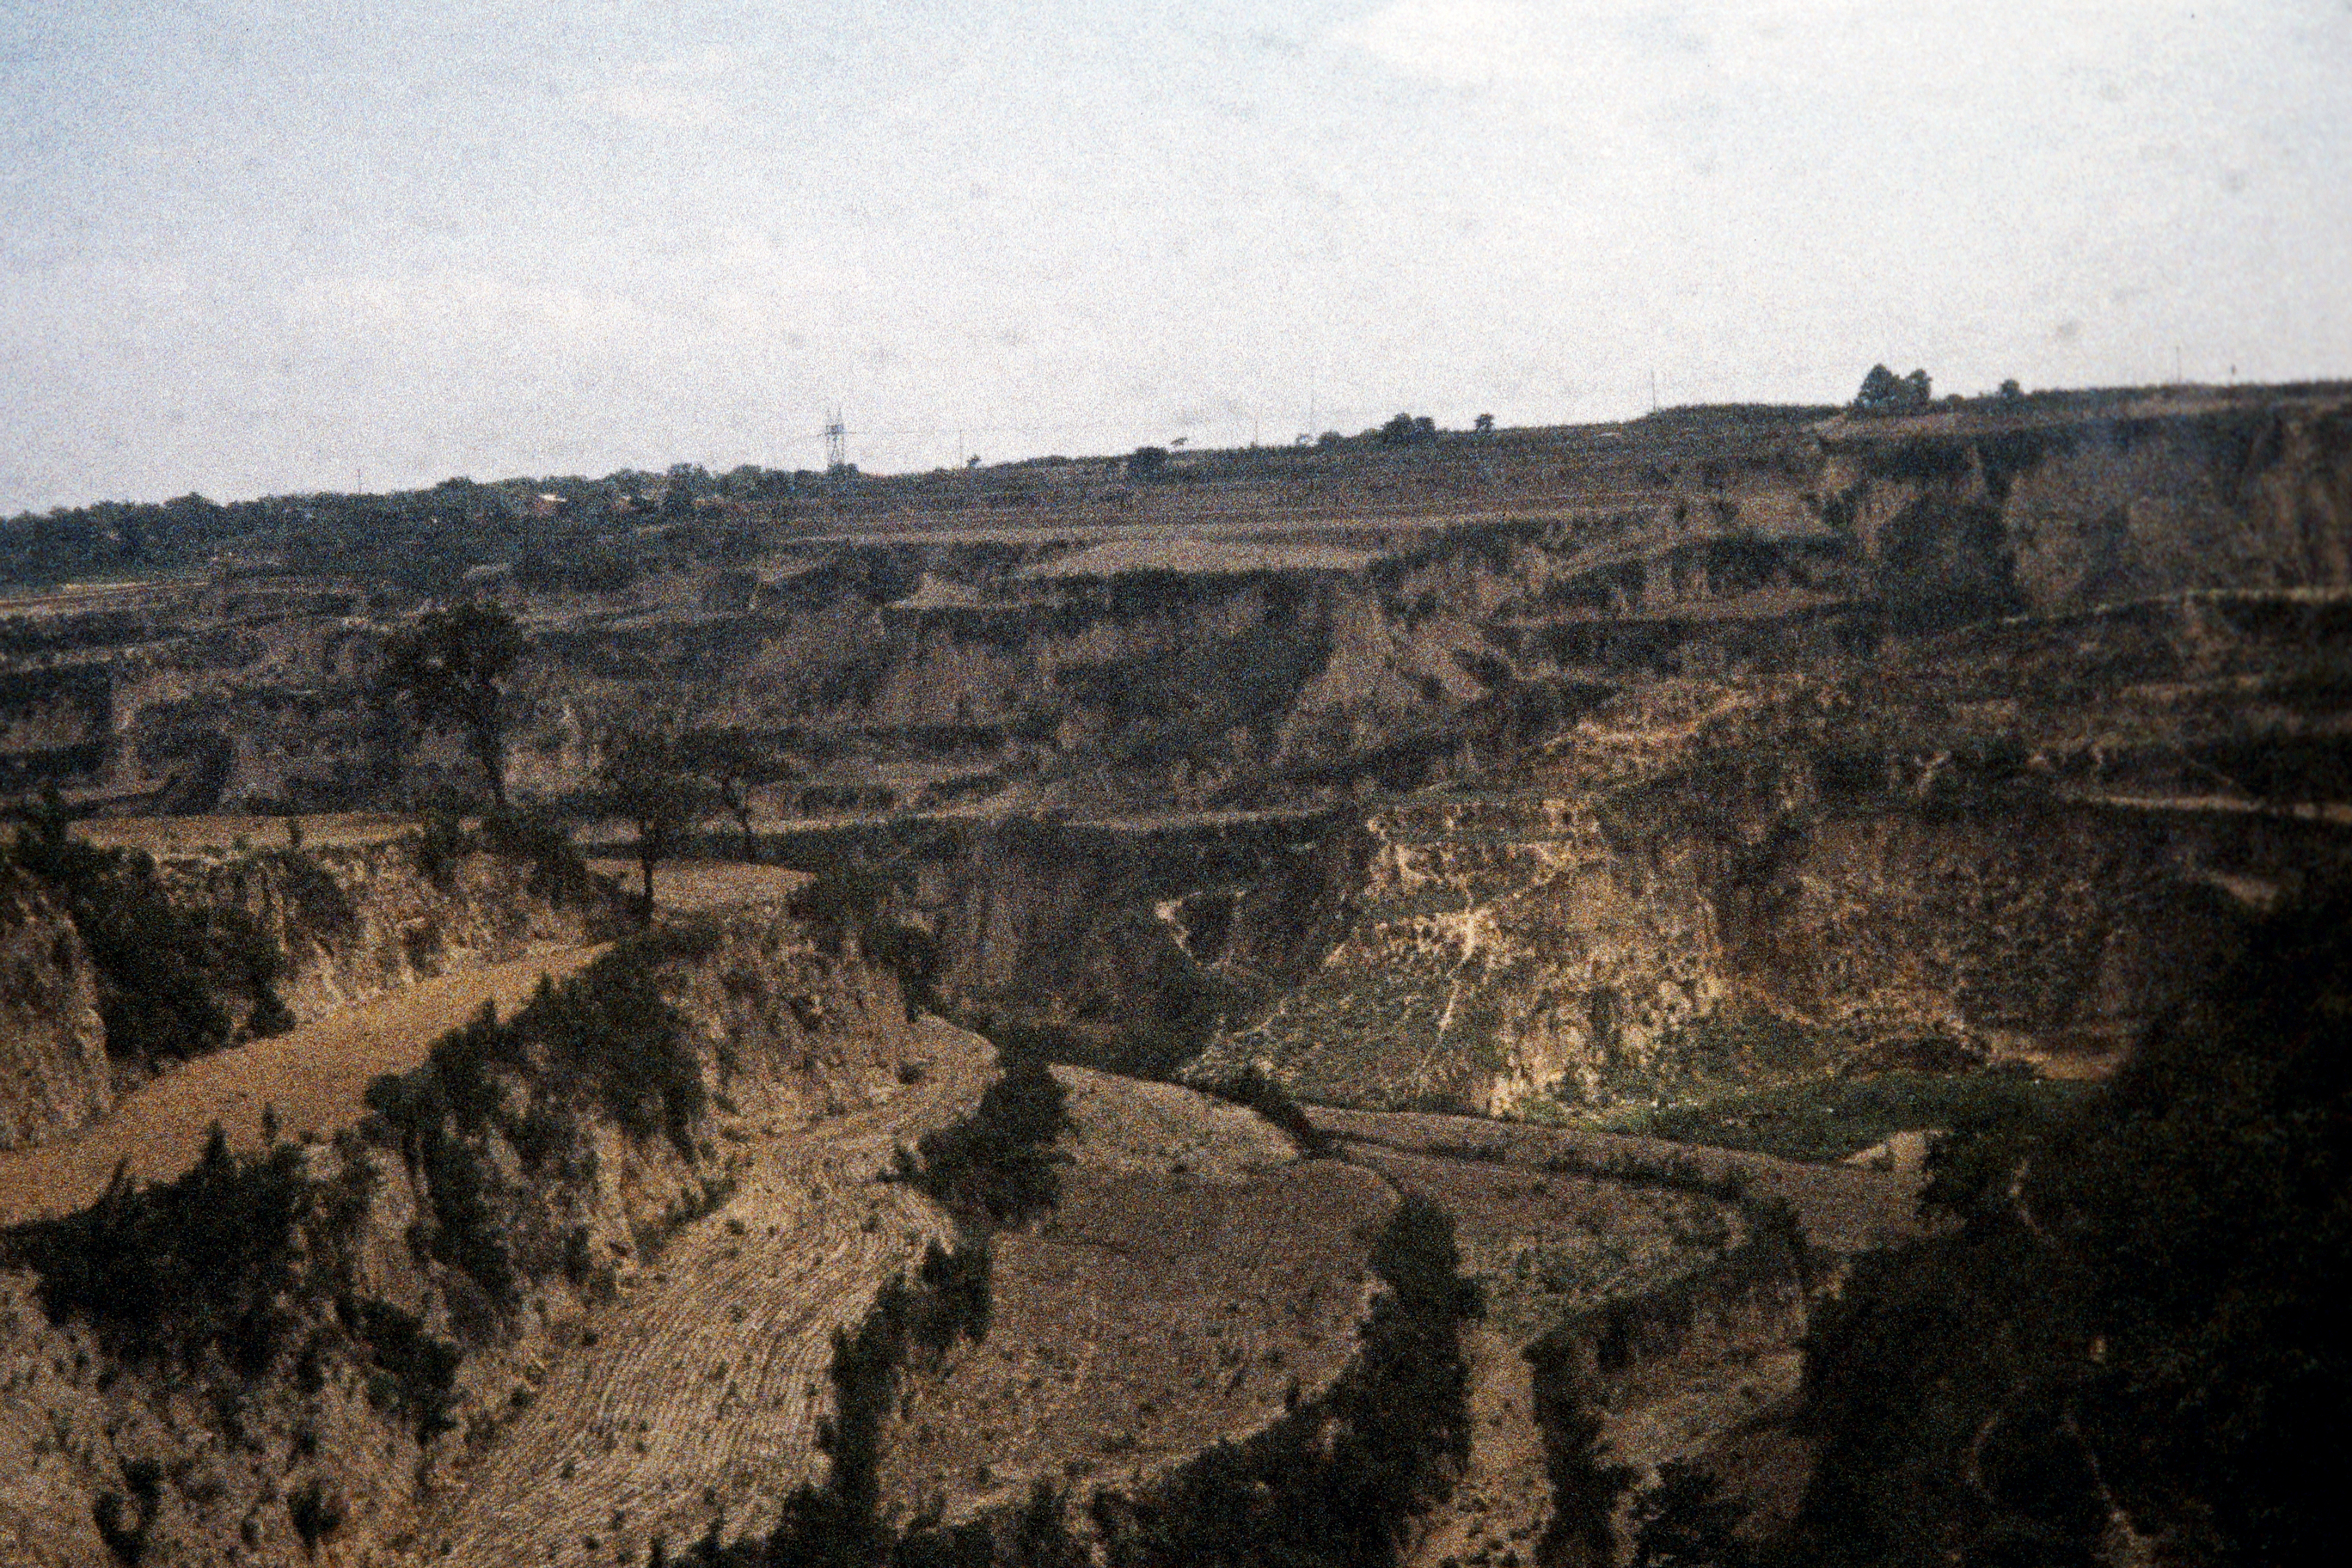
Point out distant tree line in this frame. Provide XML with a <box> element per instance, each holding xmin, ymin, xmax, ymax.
<box><xmin>0</xmin><ymin>462</ymin><xmax>822</xmax><ymax>592</ymax></box>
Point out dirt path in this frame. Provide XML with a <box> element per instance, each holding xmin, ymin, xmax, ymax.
<box><xmin>420</xmin><ymin>1015</ymin><xmax>996</xmax><ymax>1568</ymax></box>
<box><xmin>0</xmin><ymin>944</ymin><xmax>599</xmax><ymax>1226</ymax></box>
<box><xmin>585</xmin><ymin>859</ymin><xmax>811</xmax><ymax>914</ymax></box>
<box><xmin>1307</xmin><ymin>1106</ymin><xmax>1923</xmax><ymax>1255</ymax></box>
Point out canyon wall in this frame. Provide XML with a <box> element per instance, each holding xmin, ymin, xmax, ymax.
<box><xmin>4</xmin><ymin>390</ymin><xmax>2343</xmax><ymax>827</ymax></box>
<box><xmin>155</xmin><ymin>836</ymin><xmax>616</xmax><ymax>1024</ymax></box>
<box><xmin>3</xmin><ymin>389</ymin><xmax>2348</xmax><ymax>1116</ymax></box>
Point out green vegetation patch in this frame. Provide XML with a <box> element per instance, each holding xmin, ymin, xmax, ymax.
<box><xmin>1598</xmin><ymin>1070</ymin><xmax>2094</xmax><ymax>1165</ymax></box>
<box><xmin>345</xmin><ymin>1295</ymin><xmax>462</xmax><ymax>1442</ymax></box>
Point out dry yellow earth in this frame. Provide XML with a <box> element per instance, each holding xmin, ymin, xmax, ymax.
<box><xmin>877</xmin><ymin>1159</ymin><xmax>1393</xmax><ymax>1528</ymax></box>
<box><xmin>420</xmin><ymin>1015</ymin><xmax>995</xmax><ymax>1567</ymax></box>
<box><xmin>1409</xmin><ymin>1324</ymin><xmax>1553</xmax><ymax>1568</ymax></box>
<box><xmin>0</xmin><ymin>944</ymin><xmax>598</xmax><ymax>1225</ymax></box>
<box><xmin>1050</xmin><ymin>1065</ymin><xmax>1298</xmax><ymax>1179</ymax></box>
<box><xmin>869</xmin><ymin>1069</ymin><xmax>1386</xmax><ymax>1528</ymax></box>
<box><xmin>585</xmin><ymin>859</ymin><xmax>812</xmax><ymax>914</ymax></box>
<box><xmin>76</xmin><ymin>812</ymin><xmax>416</xmax><ymax>854</ymax></box>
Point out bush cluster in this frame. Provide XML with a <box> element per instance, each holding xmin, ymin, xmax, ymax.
<box><xmin>1085</xmin><ymin>1195</ymin><xmax>1483</xmax><ymax>1568</ymax></box>
<box><xmin>787</xmin><ymin>859</ymin><xmax>940</xmax><ymax>1018</ymax></box>
<box><xmin>359</xmin><ymin>926</ymin><xmax>715</xmax><ymax>1310</ymax></box>
<box><xmin>896</xmin><ymin>1054</ymin><xmax>1072</xmax><ymax>1228</ymax></box>
<box><xmin>1</xmin><ymin>1125</ymin><xmax>313</xmax><ymax>1371</ymax></box>
<box><xmin>408</xmin><ymin>804</ymin><xmax>619</xmax><ymax>918</ymax></box>
<box><xmin>334</xmin><ymin>1295</ymin><xmax>462</xmax><ymax>1442</ymax></box>
<box><xmin>6</xmin><ymin>805</ymin><xmax>293</xmax><ymax>1063</ymax></box>
<box><xmin>479</xmin><ymin>805</ymin><xmax>616</xmax><ymax>912</ymax></box>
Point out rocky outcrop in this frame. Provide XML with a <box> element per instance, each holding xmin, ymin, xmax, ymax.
<box><xmin>0</xmin><ymin>866</ymin><xmax>108</xmax><ymax>1148</ymax></box>
<box><xmin>1210</xmin><ymin>579</ymin><xmax>2352</xmax><ymax>1112</ymax></box>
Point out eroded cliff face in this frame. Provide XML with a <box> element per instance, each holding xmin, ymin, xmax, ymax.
<box><xmin>1204</xmin><ymin>583</ymin><xmax>2352</xmax><ymax>1112</ymax></box>
<box><xmin>0</xmin><ymin>866</ymin><xmax>108</xmax><ymax>1148</ymax></box>
<box><xmin>1823</xmin><ymin>395</ymin><xmax>2352</xmax><ymax>619</ymax></box>
<box><xmin>0</xmin><ymin>830</ymin><xmax>619</xmax><ymax>1152</ymax></box>
<box><xmin>0</xmin><ymin>904</ymin><xmax>936</xmax><ymax>1567</ymax></box>
<box><xmin>156</xmin><ymin>836</ymin><xmax>614</xmax><ymax>1024</ymax></box>
<box><xmin>8</xmin><ymin>389</ymin><xmax>2343</xmax><ymax>832</ymax></box>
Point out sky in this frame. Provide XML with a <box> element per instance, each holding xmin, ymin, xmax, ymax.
<box><xmin>2</xmin><ymin>0</ymin><xmax>2347</xmax><ymax>513</ymax></box>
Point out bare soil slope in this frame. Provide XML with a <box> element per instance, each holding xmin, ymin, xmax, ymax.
<box><xmin>874</xmin><ymin>1071</ymin><xmax>1393</xmax><ymax>1531</ymax></box>
<box><xmin>1307</xmin><ymin>1105</ymin><xmax>1920</xmax><ymax>1255</ymax></box>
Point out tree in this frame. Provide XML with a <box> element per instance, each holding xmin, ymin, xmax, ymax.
<box><xmin>1854</xmin><ymin>364</ymin><xmax>1932</xmax><ymax>412</ymax></box>
<box><xmin>1376</xmin><ymin>413</ymin><xmax>1438</xmax><ymax>446</ymax></box>
<box><xmin>1473</xmin><ymin>413</ymin><xmax>1495</xmax><ymax>433</ymax></box>
<box><xmin>381</xmin><ymin>603</ymin><xmax>526</xmax><ymax>807</ymax></box>
<box><xmin>1126</xmin><ymin>445</ymin><xmax>1168</xmax><ymax>480</ymax></box>
<box><xmin>1631</xmin><ymin>1460</ymin><xmax>1751</xmax><ymax>1566</ymax></box>
<box><xmin>677</xmin><ymin>727</ymin><xmax>795</xmax><ymax>859</ymax></box>
<box><xmin>598</xmin><ymin>731</ymin><xmax>714</xmax><ymax>918</ymax></box>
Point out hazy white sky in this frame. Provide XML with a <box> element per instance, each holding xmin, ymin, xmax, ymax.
<box><xmin>3</xmin><ymin>1</ymin><xmax>2346</xmax><ymax>511</ymax></box>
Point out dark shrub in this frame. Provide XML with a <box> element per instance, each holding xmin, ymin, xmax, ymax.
<box><xmin>899</xmin><ymin>1055</ymin><xmax>1072</xmax><ymax>1228</ymax></box>
<box><xmin>1</xmin><ymin>1124</ymin><xmax>313</xmax><ymax>1368</ymax></box>
<box><xmin>7</xmin><ymin>812</ymin><xmax>292</xmax><ymax>1063</ymax></box>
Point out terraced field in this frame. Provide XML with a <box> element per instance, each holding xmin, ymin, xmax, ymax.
<box><xmin>1353</xmin><ymin>1144</ymin><xmax>1739</xmax><ymax>1341</ymax></box>
<box><xmin>422</xmin><ymin>1014</ymin><xmax>996</xmax><ymax>1567</ymax></box>
<box><xmin>874</xmin><ymin>1071</ymin><xmax>1392</xmax><ymax>1528</ymax></box>
<box><xmin>1337</xmin><ymin>1143</ymin><xmax>1743</xmax><ymax>1568</ymax></box>
<box><xmin>1307</xmin><ymin>1105</ymin><xmax>1920</xmax><ymax>1255</ymax></box>
<box><xmin>0</xmin><ymin>942</ymin><xmax>599</xmax><ymax>1225</ymax></box>
<box><xmin>1319</xmin><ymin>1106</ymin><xmax>1909</xmax><ymax>1568</ymax></box>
